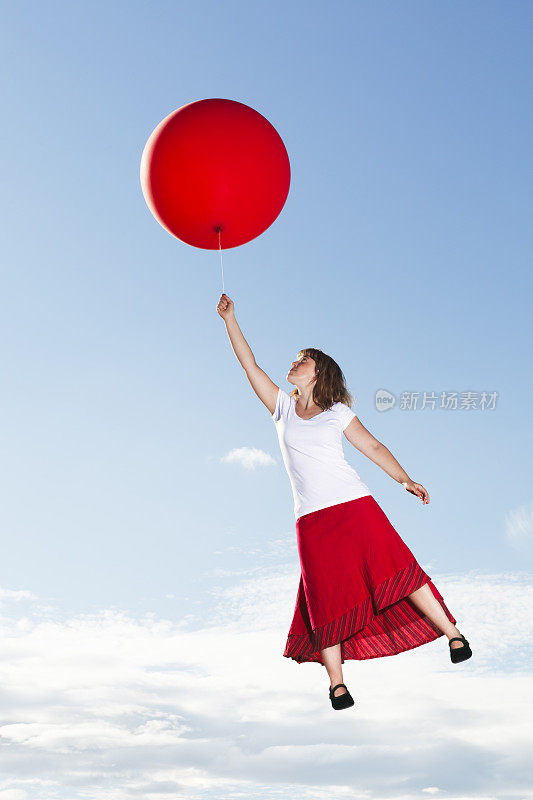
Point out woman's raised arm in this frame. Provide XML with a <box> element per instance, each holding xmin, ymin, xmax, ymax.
<box><xmin>216</xmin><ymin>293</ymin><xmax>279</xmax><ymax>415</ymax></box>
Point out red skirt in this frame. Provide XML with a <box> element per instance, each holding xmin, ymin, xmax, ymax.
<box><xmin>284</xmin><ymin>495</ymin><xmax>456</xmax><ymax>664</ymax></box>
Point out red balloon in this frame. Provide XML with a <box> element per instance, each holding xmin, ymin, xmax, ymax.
<box><xmin>140</xmin><ymin>98</ymin><xmax>291</xmax><ymax>250</ymax></box>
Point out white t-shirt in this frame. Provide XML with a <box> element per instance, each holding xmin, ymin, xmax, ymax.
<box><xmin>271</xmin><ymin>387</ymin><xmax>373</xmax><ymax>521</ymax></box>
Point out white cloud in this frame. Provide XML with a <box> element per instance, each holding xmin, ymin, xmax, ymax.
<box><xmin>0</xmin><ymin>563</ymin><xmax>531</xmax><ymax>800</ymax></box>
<box><xmin>220</xmin><ymin>447</ymin><xmax>277</xmax><ymax>470</ymax></box>
<box><xmin>0</xmin><ymin>588</ymin><xmax>37</xmax><ymax>602</ymax></box>
<box><xmin>505</xmin><ymin>501</ymin><xmax>533</xmax><ymax>548</ymax></box>
<box><xmin>0</xmin><ymin>792</ymin><xmax>29</xmax><ymax>800</ymax></box>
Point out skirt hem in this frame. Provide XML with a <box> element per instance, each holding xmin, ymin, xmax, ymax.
<box><xmin>283</xmin><ymin>559</ymin><xmax>456</xmax><ymax>664</ymax></box>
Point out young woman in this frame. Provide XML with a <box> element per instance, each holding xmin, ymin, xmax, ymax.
<box><xmin>216</xmin><ymin>293</ymin><xmax>472</xmax><ymax>710</ymax></box>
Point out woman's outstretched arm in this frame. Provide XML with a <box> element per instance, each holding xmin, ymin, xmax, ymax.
<box><xmin>344</xmin><ymin>417</ymin><xmax>429</xmax><ymax>503</ymax></box>
<box><xmin>216</xmin><ymin>293</ymin><xmax>279</xmax><ymax>415</ymax></box>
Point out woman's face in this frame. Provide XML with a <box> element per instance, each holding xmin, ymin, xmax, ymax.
<box><xmin>287</xmin><ymin>353</ymin><xmax>317</xmax><ymax>385</ymax></box>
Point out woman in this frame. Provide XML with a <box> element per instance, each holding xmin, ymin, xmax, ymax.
<box><xmin>216</xmin><ymin>293</ymin><xmax>472</xmax><ymax>710</ymax></box>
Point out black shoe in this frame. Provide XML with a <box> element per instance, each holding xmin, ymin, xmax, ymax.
<box><xmin>329</xmin><ymin>682</ymin><xmax>355</xmax><ymax>710</ymax></box>
<box><xmin>449</xmin><ymin>634</ymin><xmax>472</xmax><ymax>663</ymax></box>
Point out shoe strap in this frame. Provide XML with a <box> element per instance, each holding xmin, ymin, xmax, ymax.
<box><xmin>449</xmin><ymin>636</ymin><xmax>468</xmax><ymax>645</ymax></box>
<box><xmin>330</xmin><ymin>683</ymin><xmax>347</xmax><ymax>693</ymax></box>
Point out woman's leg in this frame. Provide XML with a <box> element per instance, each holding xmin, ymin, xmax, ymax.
<box><xmin>407</xmin><ymin>583</ymin><xmax>463</xmax><ymax>646</ymax></box>
<box><xmin>320</xmin><ymin>642</ymin><xmax>347</xmax><ymax>695</ymax></box>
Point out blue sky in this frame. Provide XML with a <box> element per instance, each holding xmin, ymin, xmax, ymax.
<box><xmin>1</xmin><ymin>2</ymin><xmax>532</xmax><ymax>798</ymax></box>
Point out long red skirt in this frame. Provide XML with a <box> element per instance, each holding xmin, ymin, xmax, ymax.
<box><xmin>284</xmin><ymin>495</ymin><xmax>456</xmax><ymax>664</ymax></box>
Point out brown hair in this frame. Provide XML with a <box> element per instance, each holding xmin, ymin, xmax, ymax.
<box><xmin>289</xmin><ymin>348</ymin><xmax>354</xmax><ymax>411</ymax></box>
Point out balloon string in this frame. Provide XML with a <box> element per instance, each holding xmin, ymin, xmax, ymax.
<box><xmin>218</xmin><ymin>229</ymin><xmax>225</xmax><ymax>293</ymax></box>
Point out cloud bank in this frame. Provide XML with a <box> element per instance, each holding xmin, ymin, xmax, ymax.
<box><xmin>0</xmin><ymin>555</ymin><xmax>531</xmax><ymax>800</ymax></box>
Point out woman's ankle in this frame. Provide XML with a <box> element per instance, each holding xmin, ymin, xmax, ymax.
<box><xmin>446</xmin><ymin>625</ymin><xmax>461</xmax><ymax>640</ymax></box>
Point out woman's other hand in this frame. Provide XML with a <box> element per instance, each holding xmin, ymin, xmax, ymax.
<box><xmin>216</xmin><ymin>293</ymin><xmax>235</xmax><ymax>320</ymax></box>
<box><xmin>402</xmin><ymin>480</ymin><xmax>430</xmax><ymax>504</ymax></box>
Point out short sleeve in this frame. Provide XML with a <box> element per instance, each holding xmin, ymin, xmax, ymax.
<box><xmin>337</xmin><ymin>401</ymin><xmax>356</xmax><ymax>431</ymax></box>
<box><xmin>271</xmin><ymin>387</ymin><xmax>292</xmax><ymax>422</ymax></box>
